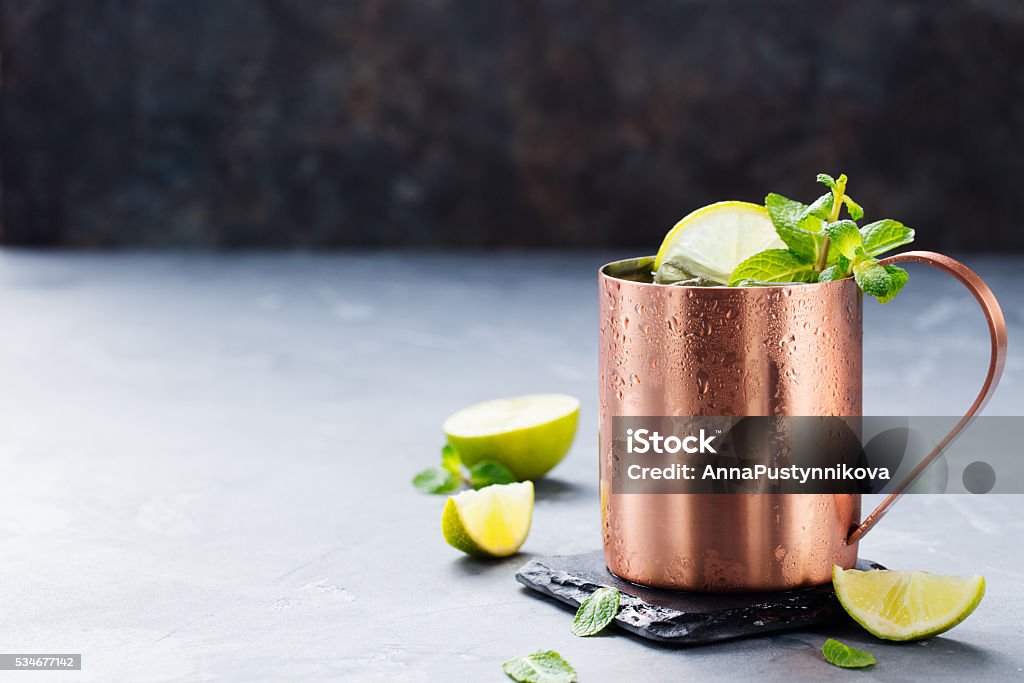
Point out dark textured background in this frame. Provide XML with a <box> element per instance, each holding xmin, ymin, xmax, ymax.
<box><xmin>2</xmin><ymin>0</ymin><xmax>1023</xmax><ymax>249</ymax></box>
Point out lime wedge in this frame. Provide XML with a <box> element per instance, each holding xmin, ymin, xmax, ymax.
<box><xmin>443</xmin><ymin>394</ymin><xmax>579</xmax><ymax>481</ymax></box>
<box><xmin>442</xmin><ymin>481</ymin><xmax>534</xmax><ymax>557</ymax></box>
<box><xmin>654</xmin><ymin>201</ymin><xmax>783</xmax><ymax>283</ymax></box>
<box><xmin>833</xmin><ymin>565</ymin><xmax>986</xmax><ymax>641</ymax></box>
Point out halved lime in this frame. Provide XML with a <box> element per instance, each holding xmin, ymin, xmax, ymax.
<box><xmin>832</xmin><ymin>565</ymin><xmax>986</xmax><ymax>641</ymax></box>
<box><xmin>442</xmin><ymin>481</ymin><xmax>534</xmax><ymax>557</ymax></box>
<box><xmin>654</xmin><ymin>201</ymin><xmax>783</xmax><ymax>284</ymax></box>
<box><xmin>443</xmin><ymin>394</ymin><xmax>579</xmax><ymax>481</ymax></box>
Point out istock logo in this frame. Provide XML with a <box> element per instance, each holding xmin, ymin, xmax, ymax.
<box><xmin>625</xmin><ymin>428</ymin><xmax>718</xmax><ymax>454</ymax></box>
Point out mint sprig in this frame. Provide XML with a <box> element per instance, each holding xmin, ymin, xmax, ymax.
<box><xmin>572</xmin><ymin>587</ymin><xmax>621</xmax><ymax>637</ymax></box>
<box><xmin>412</xmin><ymin>445</ymin><xmax>518</xmax><ymax>493</ymax></box>
<box><xmin>502</xmin><ymin>650</ymin><xmax>577</xmax><ymax>683</ymax></box>
<box><xmin>821</xmin><ymin>638</ymin><xmax>877</xmax><ymax>669</ymax></box>
<box><xmin>729</xmin><ymin>173</ymin><xmax>915</xmax><ymax>303</ymax></box>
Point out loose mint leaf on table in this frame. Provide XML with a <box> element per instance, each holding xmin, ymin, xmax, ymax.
<box><xmin>860</xmin><ymin>219</ymin><xmax>915</xmax><ymax>256</ymax></box>
<box><xmin>823</xmin><ymin>220</ymin><xmax>863</xmax><ymax>260</ymax></box>
<box><xmin>503</xmin><ymin>650</ymin><xmax>578</xmax><ymax>683</ymax></box>
<box><xmin>572</xmin><ymin>587</ymin><xmax>621</xmax><ymax>637</ymax></box>
<box><xmin>441</xmin><ymin>444</ymin><xmax>462</xmax><ymax>476</ymax></box>
<box><xmin>822</xmin><ymin>638</ymin><xmax>877</xmax><ymax>669</ymax></box>
<box><xmin>469</xmin><ymin>460</ymin><xmax>518</xmax><ymax>489</ymax></box>
<box><xmin>878</xmin><ymin>264</ymin><xmax>909</xmax><ymax>304</ymax></box>
<box><xmin>729</xmin><ymin>249</ymin><xmax>819</xmax><ymax>286</ymax></box>
<box><xmin>414</xmin><ymin>444</ymin><xmax>518</xmax><ymax>493</ymax></box>
<box><xmin>412</xmin><ymin>466</ymin><xmax>461</xmax><ymax>494</ymax></box>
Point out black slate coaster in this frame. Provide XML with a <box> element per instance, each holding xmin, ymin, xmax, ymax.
<box><xmin>515</xmin><ymin>551</ymin><xmax>884</xmax><ymax>645</ymax></box>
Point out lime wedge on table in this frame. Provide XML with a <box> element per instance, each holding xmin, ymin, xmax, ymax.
<box><xmin>654</xmin><ymin>201</ymin><xmax>784</xmax><ymax>284</ymax></box>
<box><xmin>442</xmin><ymin>481</ymin><xmax>534</xmax><ymax>557</ymax></box>
<box><xmin>833</xmin><ymin>566</ymin><xmax>985</xmax><ymax>641</ymax></box>
<box><xmin>443</xmin><ymin>394</ymin><xmax>579</xmax><ymax>481</ymax></box>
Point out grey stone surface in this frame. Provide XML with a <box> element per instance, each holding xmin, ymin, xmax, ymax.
<box><xmin>3</xmin><ymin>1</ymin><xmax>1024</xmax><ymax>249</ymax></box>
<box><xmin>0</xmin><ymin>250</ymin><xmax>1020</xmax><ymax>681</ymax></box>
<box><xmin>516</xmin><ymin>552</ymin><xmax>885</xmax><ymax>644</ymax></box>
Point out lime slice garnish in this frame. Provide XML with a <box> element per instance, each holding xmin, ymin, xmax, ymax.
<box><xmin>654</xmin><ymin>201</ymin><xmax>784</xmax><ymax>284</ymax></box>
<box><xmin>832</xmin><ymin>565</ymin><xmax>986</xmax><ymax>641</ymax></box>
<box><xmin>442</xmin><ymin>481</ymin><xmax>534</xmax><ymax>557</ymax></box>
<box><xmin>443</xmin><ymin>394</ymin><xmax>579</xmax><ymax>481</ymax></box>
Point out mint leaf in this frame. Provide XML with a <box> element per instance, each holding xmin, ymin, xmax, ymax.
<box><xmin>772</xmin><ymin>193</ymin><xmax>825</xmax><ymax>231</ymax></box>
<box><xmin>819</xmin><ymin>254</ymin><xmax>852</xmax><ymax>281</ymax></box>
<box><xmin>823</xmin><ymin>220</ymin><xmax>863</xmax><ymax>260</ymax></box>
<box><xmin>765</xmin><ymin>193</ymin><xmax>812</xmax><ymax>231</ymax></box>
<box><xmin>878</xmin><ymin>264</ymin><xmax>908</xmax><ymax>303</ymax></box>
<box><xmin>412</xmin><ymin>466</ymin><xmax>461</xmax><ymax>494</ymax></box>
<box><xmin>818</xmin><ymin>264</ymin><xmax>846</xmax><ymax>282</ymax></box>
<box><xmin>572</xmin><ymin>587</ymin><xmax>621</xmax><ymax>636</ymax></box>
<box><xmin>469</xmin><ymin>460</ymin><xmax>517</xmax><ymax>489</ymax></box>
<box><xmin>860</xmin><ymin>219</ymin><xmax>915</xmax><ymax>256</ymax></box>
<box><xmin>822</xmin><ymin>638</ymin><xmax>876</xmax><ymax>669</ymax></box>
<box><xmin>729</xmin><ymin>249</ymin><xmax>818</xmax><ymax>286</ymax></box>
<box><xmin>817</xmin><ymin>172</ymin><xmax>848</xmax><ymax>192</ymax></box>
<box><xmin>765</xmin><ymin>193</ymin><xmax>825</xmax><ymax>262</ymax></box>
<box><xmin>803</xmin><ymin>192</ymin><xmax>834</xmax><ymax>220</ymax></box>
<box><xmin>503</xmin><ymin>650</ymin><xmax>577</xmax><ymax>683</ymax></box>
<box><xmin>853</xmin><ymin>256</ymin><xmax>891</xmax><ymax>297</ymax></box>
<box><xmin>441</xmin><ymin>444</ymin><xmax>462</xmax><ymax>476</ymax></box>
<box><xmin>843</xmin><ymin>195</ymin><xmax>864</xmax><ymax>220</ymax></box>
<box><xmin>775</xmin><ymin>228</ymin><xmax>821</xmax><ymax>264</ymax></box>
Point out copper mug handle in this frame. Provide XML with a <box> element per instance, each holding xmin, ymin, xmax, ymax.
<box><xmin>846</xmin><ymin>251</ymin><xmax>1008</xmax><ymax>544</ymax></box>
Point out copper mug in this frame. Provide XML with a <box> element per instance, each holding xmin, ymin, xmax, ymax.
<box><xmin>599</xmin><ymin>251</ymin><xmax>1007</xmax><ymax>592</ymax></box>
